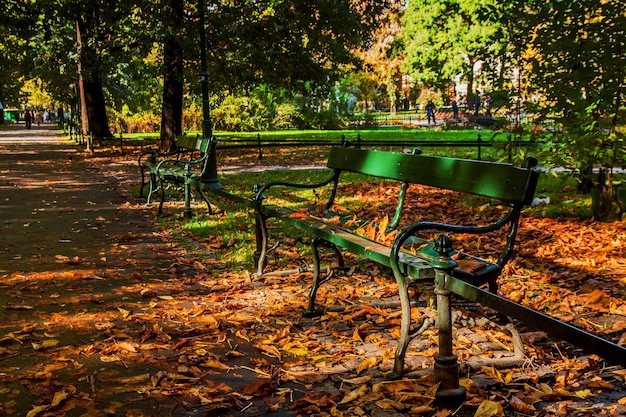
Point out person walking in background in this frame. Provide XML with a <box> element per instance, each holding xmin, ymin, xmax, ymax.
<box><xmin>451</xmin><ymin>99</ymin><xmax>459</xmax><ymax>120</ymax></box>
<box><xmin>24</xmin><ymin>109</ymin><xmax>32</xmax><ymax>129</ymax></box>
<box><xmin>425</xmin><ymin>100</ymin><xmax>436</xmax><ymax>124</ymax></box>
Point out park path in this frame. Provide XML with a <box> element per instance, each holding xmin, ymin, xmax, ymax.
<box><xmin>0</xmin><ymin>123</ymin><xmax>190</xmax><ymax>415</ymax></box>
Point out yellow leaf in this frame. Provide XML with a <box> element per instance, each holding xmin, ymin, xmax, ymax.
<box><xmin>26</xmin><ymin>405</ymin><xmax>48</xmax><ymax>417</ymax></box>
<box><xmin>32</xmin><ymin>339</ymin><xmax>60</xmax><ymax>350</ymax></box>
<box><xmin>117</xmin><ymin>341</ymin><xmax>136</xmax><ymax>352</ymax></box>
<box><xmin>575</xmin><ymin>389</ymin><xmax>591</xmax><ymax>398</ymax></box>
<box><xmin>353</xmin><ymin>327</ymin><xmax>363</xmax><ymax>342</ymax></box>
<box><xmin>474</xmin><ymin>399</ymin><xmax>504</xmax><ymax>417</ymax></box>
<box><xmin>100</xmin><ymin>354</ymin><xmax>121</xmax><ymax>363</ymax></box>
<box><xmin>44</xmin><ymin>338</ymin><xmax>59</xmax><ymax>347</ymax></box>
<box><xmin>284</xmin><ymin>347</ymin><xmax>308</xmax><ymax>356</ymax></box>
<box><xmin>50</xmin><ymin>390</ymin><xmax>70</xmax><ymax>408</ymax></box>
<box><xmin>236</xmin><ymin>330</ymin><xmax>250</xmax><ymax>342</ymax></box>
<box><xmin>356</xmin><ymin>356</ymin><xmax>378</xmax><ymax>375</ymax></box>
<box><xmin>539</xmin><ymin>383</ymin><xmax>553</xmax><ymax>394</ymax></box>
<box><xmin>504</xmin><ymin>371</ymin><xmax>513</xmax><ymax>385</ymax></box>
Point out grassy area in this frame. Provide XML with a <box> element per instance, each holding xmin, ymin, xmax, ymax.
<box><xmin>117</xmin><ymin>128</ymin><xmax>536</xmax><ymax>163</ymax></box>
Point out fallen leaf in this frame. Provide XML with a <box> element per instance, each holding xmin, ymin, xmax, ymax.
<box><xmin>50</xmin><ymin>390</ymin><xmax>70</xmax><ymax>408</ymax></box>
<box><xmin>26</xmin><ymin>405</ymin><xmax>48</xmax><ymax>417</ymax></box>
<box><xmin>117</xmin><ymin>341</ymin><xmax>136</xmax><ymax>352</ymax></box>
<box><xmin>509</xmin><ymin>396</ymin><xmax>535</xmax><ymax>414</ymax></box>
<box><xmin>474</xmin><ymin>399</ymin><xmax>504</xmax><ymax>417</ymax></box>
<box><xmin>338</xmin><ymin>385</ymin><xmax>368</xmax><ymax>404</ymax></box>
<box><xmin>356</xmin><ymin>356</ymin><xmax>378</xmax><ymax>374</ymax></box>
<box><xmin>238</xmin><ymin>380</ymin><xmax>276</xmax><ymax>397</ymax></box>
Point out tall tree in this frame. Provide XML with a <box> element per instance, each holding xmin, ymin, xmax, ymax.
<box><xmin>1</xmin><ymin>1</ymin><xmax>39</xmax><ymax>116</ymax></box>
<box><xmin>159</xmin><ymin>0</ymin><xmax>185</xmax><ymax>147</ymax></box>
<box><xmin>402</xmin><ymin>0</ymin><xmax>506</xmax><ymax>102</ymax></box>
<box><xmin>519</xmin><ymin>0</ymin><xmax>626</xmax><ymax>220</ymax></box>
<box><xmin>353</xmin><ymin>1</ymin><xmax>405</xmax><ymax>113</ymax></box>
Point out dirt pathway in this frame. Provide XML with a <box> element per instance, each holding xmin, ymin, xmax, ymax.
<box><xmin>0</xmin><ymin>124</ymin><xmax>196</xmax><ymax>415</ymax></box>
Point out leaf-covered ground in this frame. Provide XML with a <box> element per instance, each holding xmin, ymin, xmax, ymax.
<box><xmin>0</xmin><ymin>126</ymin><xmax>625</xmax><ymax>416</ymax></box>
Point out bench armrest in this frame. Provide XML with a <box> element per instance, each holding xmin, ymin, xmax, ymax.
<box><xmin>254</xmin><ymin>170</ymin><xmax>340</xmax><ymax>209</ymax></box>
<box><xmin>390</xmin><ymin>206</ymin><xmax>521</xmax><ymax>280</ymax></box>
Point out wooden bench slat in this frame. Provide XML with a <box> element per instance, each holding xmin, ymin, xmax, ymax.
<box><xmin>264</xmin><ymin>204</ymin><xmax>499</xmax><ymax>282</ymax></box>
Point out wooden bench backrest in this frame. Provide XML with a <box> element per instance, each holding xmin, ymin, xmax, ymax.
<box><xmin>175</xmin><ymin>136</ymin><xmax>212</xmax><ymax>153</ymax></box>
<box><xmin>327</xmin><ymin>147</ymin><xmax>539</xmax><ymax>205</ymax></box>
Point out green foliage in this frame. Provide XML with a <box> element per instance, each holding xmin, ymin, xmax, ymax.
<box><xmin>402</xmin><ymin>0</ymin><xmax>507</xmax><ymax>95</ymax></box>
<box><xmin>212</xmin><ymin>95</ymin><xmax>268</xmax><ymax>132</ymax></box>
<box><xmin>517</xmin><ymin>0</ymin><xmax>626</xmax><ymax>220</ymax></box>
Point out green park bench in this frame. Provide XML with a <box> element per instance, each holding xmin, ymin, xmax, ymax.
<box><xmin>138</xmin><ymin>135</ymin><xmax>216</xmax><ymax>215</ymax></box>
<box><xmin>253</xmin><ymin>145</ymin><xmax>542</xmax><ymax>398</ymax></box>
<box><xmin>253</xmin><ymin>145</ymin><xmax>626</xmax><ymax>400</ymax></box>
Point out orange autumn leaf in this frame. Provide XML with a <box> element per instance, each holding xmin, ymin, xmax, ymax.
<box><xmin>338</xmin><ymin>385</ymin><xmax>368</xmax><ymax>404</ymax></box>
<box><xmin>356</xmin><ymin>356</ymin><xmax>378</xmax><ymax>374</ymax></box>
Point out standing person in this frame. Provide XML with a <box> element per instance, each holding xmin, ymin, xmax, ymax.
<box><xmin>472</xmin><ymin>93</ymin><xmax>481</xmax><ymax>115</ymax></box>
<box><xmin>425</xmin><ymin>100</ymin><xmax>436</xmax><ymax>124</ymax></box>
<box><xmin>451</xmin><ymin>99</ymin><xmax>459</xmax><ymax>120</ymax></box>
<box><xmin>485</xmin><ymin>95</ymin><xmax>492</xmax><ymax>116</ymax></box>
<box><xmin>24</xmin><ymin>110</ymin><xmax>32</xmax><ymax>129</ymax></box>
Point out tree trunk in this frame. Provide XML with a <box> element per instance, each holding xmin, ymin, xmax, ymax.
<box><xmin>76</xmin><ymin>20</ymin><xmax>90</xmax><ymax>138</ymax></box>
<box><xmin>0</xmin><ymin>83</ymin><xmax>4</xmax><ymax>125</ymax></box>
<box><xmin>159</xmin><ymin>0</ymin><xmax>185</xmax><ymax>152</ymax></box>
<box><xmin>466</xmin><ymin>59</ymin><xmax>475</xmax><ymax>103</ymax></box>
<box><xmin>76</xmin><ymin>19</ymin><xmax>112</xmax><ymax>140</ymax></box>
<box><xmin>83</xmin><ymin>74</ymin><xmax>112</xmax><ymax>139</ymax></box>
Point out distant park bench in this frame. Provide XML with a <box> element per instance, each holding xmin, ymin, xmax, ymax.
<box><xmin>138</xmin><ymin>135</ymin><xmax>216</xmax><ymax>215</ymax></box>
<box><xmin>252</xmin><ymin>145</ymin><xmax>540</xmax><ymax>397</ymax></box>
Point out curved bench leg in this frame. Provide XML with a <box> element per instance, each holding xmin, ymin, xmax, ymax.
<box><xmin>147</xmin><ymin>172</ymin><xmax>158</xmax><ymax>205</ymax></box>
<box><xmin>195</xmin><ymin>186</ymin><xmax>213</xmax><ymax>215</ymax></box>
<box><xmin>254</xmin><ymin>211</ymin><xmax>269</xmax><ymax>276</ymax></box>
<box><xmin>304</xmin><ymin>238</ymin><xmax>345</xmax><ymax>317</ymax></box>
<box><xmin>158</xmin><ymin>177</ymin><xmax>166</xmax><ymax>214</ymax></box>
<box><xmin>139</xmin><ymin>167</ymin><xmax>146</xmax><ymax>197</ymax></box>
<box><xmin>390</xmin><ymin>277</ymin><xmax>412</xmax><ymax>378</ymax></box>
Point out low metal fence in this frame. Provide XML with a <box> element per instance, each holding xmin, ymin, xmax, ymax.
<box><xmin>216</xmin><ymin>132</ymin><xmax>537</xmax><ymax>161</ymax></box>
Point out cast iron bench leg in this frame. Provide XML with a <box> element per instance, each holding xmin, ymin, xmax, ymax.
<box><xmin>304</xmin><ymin>238</ymin><xmax>345</xmax><ymax>317</ymax></box>
<box><xmin>391</xmin><ymin>275</ymin><xmax>413</xmax><ymax>378</ymax></box>
<box><xmin>432</xmin><ymin>235</ymin><xmax>466</xmax><ymax>402</ymax></box>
